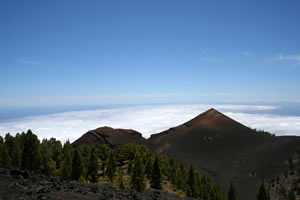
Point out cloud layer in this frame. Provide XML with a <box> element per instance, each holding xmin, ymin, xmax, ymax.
<box><xmin>0</xmin><ymin>104</ymin><xmax>299</xmax><ymax>142</ymax></box>
<box><xmin>278</xmin><ymin>54</ymin><xmax>300</xmax><ymax>66</ymax></box>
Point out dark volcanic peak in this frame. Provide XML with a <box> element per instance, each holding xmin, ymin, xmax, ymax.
<box><xmin>73</xmin><ymin>126</ymin><xmax>146</xmax><ymax>147</ymax></box>
<box><xmin>149</xmin><ymin>108</ymin><xmax>253</xmax><ymax>142</ymax></box>
<box><xmin>185</xmin><ymin>108</ymin><xmax>244</xmax><ymax>129</ymax></box>
<box><xmin>147</xmin><ymin>108</ymin><xmax>300</xmax><ymax>200</ymax></box>
<box><xmin>204</xmin><ymin>108</ymin><xmax>219</xmax><ymax>113</ymax></box>
<box><xmin>186</xmin><ymin>108</ymin><xmax>228</xmax><ymax>125</ymax></box>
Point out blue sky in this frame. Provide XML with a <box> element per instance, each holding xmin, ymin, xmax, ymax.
<box><xmin>1</xmin><ymin>0</ymin><xmax>300</xmax><ymax>106</ymax></box>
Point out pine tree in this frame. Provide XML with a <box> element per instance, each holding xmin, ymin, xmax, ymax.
<box><xmin>257</xmin><ymin>180</ymin><xmax>269</xmax><ymax>200</ymax></box>
<box><xmin>176</xmin><ymin>168</ymin><xmax>184</xmax><ymax>190</ymax></box>
<box><xmin>21</xmin><ymin>130</ymin><xmax>41</xmax><ymax>171</ymax></box>
<box><xmin>170</xmin><ymin>164</ymin><xmax>177</xmax><ymax>185</ymax></box>
<box><xmin>0</xmin><ymin>144</ymin><xmax>11</xmax><ymax>166</ymax></box>
<box><xmin>131</xmin><ymin>151</ymin><xmax>145</xmax><ymax>192</ymax></box>
<box><xmin>150</xmin><ymin>155</ymin><xmax>162</xmax><ymax>189</ymax></box>
<box><xmin>78</xmin><ymin>145</ymin><xmax>90</xmax><ymax>177</ymax></box>
<box><xmin>0</xmin><ymin>143</ymin><xmax>2</xmax><ymax>165</ymax></box>
<box><xmin>40</xmin><ymin>142</ymin><xmax>56</xmax><ymax>175</ymax></box>
<box><xmin>11</xmin><ymin>141</ymin><xmax>22</xmax><ymax>168</ymax></box>
<box><xmin>168</xmin><ymin>157</ymin><xmax>176</xmax><ymax>181</ymax></box>
<box><xmin>196</xmin><ymin>174</ymin><xmax>202</xmax><ymax>198</ymax></box>
<box><xmin>287</xmin><ymin>188</ymin><xmax>296</xmax><ymax>200</ymax></box>
<box><xmin>186</xmin><ymin>164</ymin><xmax>198</xmax><ymax>198</ymax></box>
<box><xmin>145</xmin><ymin>159</ymin><xmax>152</xmax><ymax>179</ymax></box>
<box><xmin>16</xmin><ymin>132</ymin><xmax>26</xmax><ymax>153</ymax></box>
<box><xmin>118</xmin><ymin>169</ymin><xmax>125</xmax><ymax>190</ymax></box>
<box><xmin>46</xmin><ymin>138</ymin><xmax>62</xmax><ymax>169</ymax></box>
<box><xmin>71</xmin><ymin>148</ymin><xmax>84</xmax><ymax>181</ymax></box>
<box><xmin>106</xmin><ymin>151</ymin><xmax>116</xmax><ymax>181</ymax></box>
<box><xmin>4</xmin><ymin>133</ymin><xmax>15</xmax><ymax>157</ymax></box>
<box><xmin>61</xmin><ymin>143</ymin><xmax>72</xmax><ymax>180</ymax></box>
<box><xmin>228</xmin><ymin>182</ymin><xmax>239</xmax><ymax>200</ymax></box>
<box><xmin>88</xmin><ymin>146</ymin><xmax>99</xmax><ymax>183</ymax></box>
<box><xmin>127</xmin><ymin>160</ymin><xmax>132</xmax><ymax>175</ymax></box>
<box><xmin>94</xmin><ymin>143</ymin><xmax>109</xmax><ymax>162</ymax></box>
<box><xmin>176</xmin><ymin>162</ymin><xmax>186</xmax><ymax>190</ymax></box>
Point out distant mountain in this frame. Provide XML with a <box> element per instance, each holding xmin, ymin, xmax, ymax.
<box><xmin>148</xmin><ymin>108</ymin><xmax>256</xmax><ymax>148</ymax></box>
<box><xmin>73</xmin><ymin>109</ymin><xmax>300</xmax><ymax>200</ymax></box>
<box><xmin>73</xmin><ymin>126</ymin><xmax>146</xmax><ymax>147</ymax></box>
<box><xmin>148</xmin><ymin>108</ymin><xmax>300</xmax><ymax>200</ymax></box>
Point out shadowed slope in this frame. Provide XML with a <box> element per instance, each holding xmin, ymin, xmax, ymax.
<box><xmin>147</xmin><ymin>108</ymin><xmax>300</xmax><ymax>200</ymax></box>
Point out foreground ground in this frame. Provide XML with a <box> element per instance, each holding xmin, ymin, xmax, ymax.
<box><xmin>0</xmin><ymin>167</ymin><xmax>192</xmax><ymax>200</ymax></box>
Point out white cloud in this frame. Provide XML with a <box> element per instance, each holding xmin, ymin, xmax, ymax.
<box><xmin>278</xmin><ymin>54</ymin><xmax>300</xmax><ymax>66</ymax></box>
<box><xmin>242</xmin><ymin>51</ymin><xmax>251</xmax><ymax>56</ymax></box>
<box><xmin>0</xmin><ymin>104</ymin><xmax>298</xmax><ymax>143</ymax></box>
<box><xmin>225</xmin><ymin>112</ymin><xmax>300</xmax><ymax>136</ymax></box>
<box><xmin>0</xmin><ymin>93</ymin><xmax>180</xmax><ymax>107</ymax></box>
<box><xmin>215</xmin><ymin>92</ymin><xmax>233</xmax><ymax>96</ymax></box>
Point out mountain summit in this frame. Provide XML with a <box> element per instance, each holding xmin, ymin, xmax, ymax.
<box><xmin>181</xmin><ymin>108</ymin><xmax>248</xmax><ymax>130</ymax></box>
<box><xmin>148</xmin><ymin>108</ymin><xmax>255</xmax><ymax>146</ymax></box>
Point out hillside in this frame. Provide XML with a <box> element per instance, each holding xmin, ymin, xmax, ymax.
<box><xmin>73</xmin><ymin>126</ymin><xmax>147</xmax><ymax>147</ymax></box>
<box><xmin>148</xmin><ymin>108</ymin><xmax>300</xmax><ymax>200</ymax></box>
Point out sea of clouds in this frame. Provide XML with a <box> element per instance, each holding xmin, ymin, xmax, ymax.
<box><xmin>0</xmin><ymin>104</ymin><xmax>300</xmax><ymax>142</ymax></box>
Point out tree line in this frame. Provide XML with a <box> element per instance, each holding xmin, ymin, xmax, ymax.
<box><xmin>1</xmin><ymin>129</ymin><xmax>290</xmax><ymax>199</ymax></box>
<box><xmin>0</xmin><ymin>130</ymin><xmax>225</xmax><ymax>199</ymax></box>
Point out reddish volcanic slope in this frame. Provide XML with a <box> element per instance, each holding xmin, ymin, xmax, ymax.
<box><xmin>185</xmin><ymin>108</ymin><xmax>247</xmax><ymax>129</ymax></box>
<box><xmin>73</xmin><ymin>126</ymin><xmax>146</xmax><ymax>147</ymax></box>
<box><xmin>147</xmin><ymin>108</ymin><xmax>300</xmax><ymax>200</ymax></box>
<box><xmin>148</xmin><ymin>108</ymin><xmax>255</xmax><ymax>146</ymax></box>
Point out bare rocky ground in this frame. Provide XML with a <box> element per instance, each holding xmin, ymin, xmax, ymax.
<box><xmin>0</xmin><ymin>167</ymin><xmax>191</xmax><ymax>200</ymax></box>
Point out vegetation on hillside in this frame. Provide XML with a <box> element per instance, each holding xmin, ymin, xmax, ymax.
<box><xmin>0</xmin><ymin>130</ymin><xmax>226</xmax><ymax>199</ymax></box>
<box><xmin>264</xmin><ymin>152</ymin><xmax>300</xmax><ymax>200</ymax></box>
<box><xmin>252</xmin><ymin>128</ymin><xmax>275</xmax><ymax>137</ymax></box>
